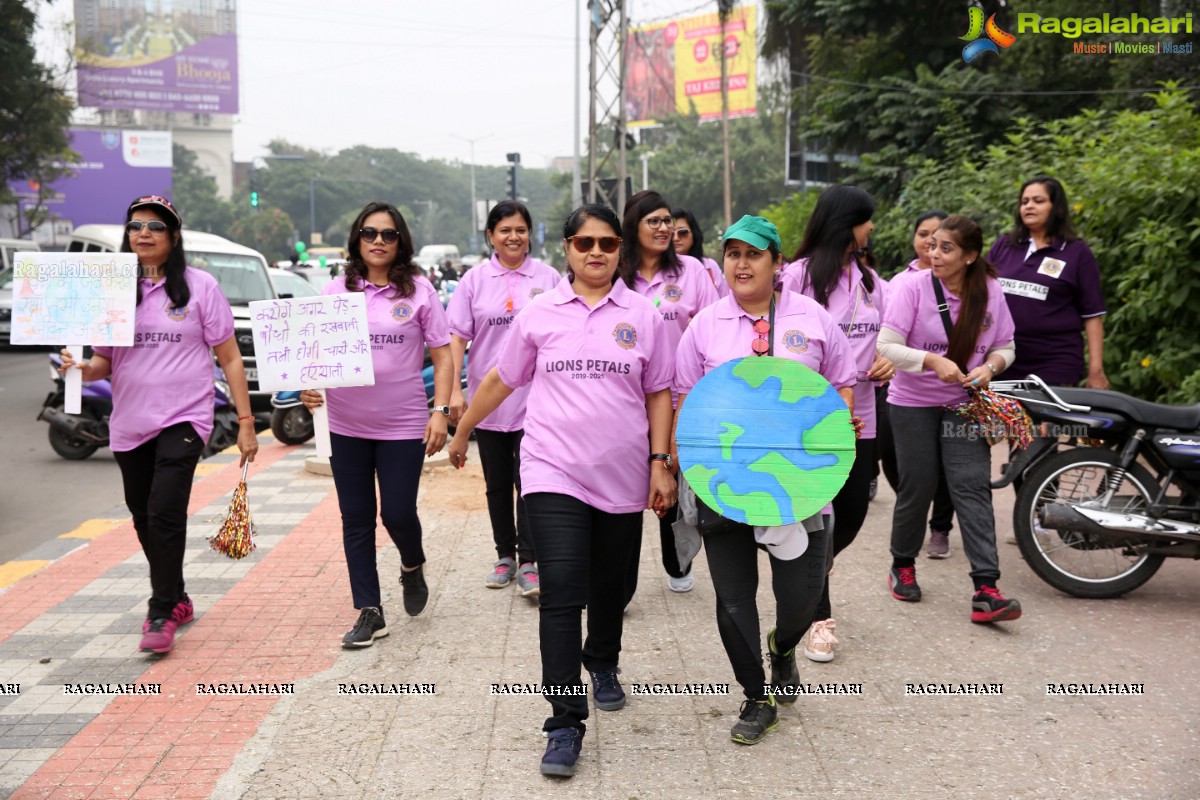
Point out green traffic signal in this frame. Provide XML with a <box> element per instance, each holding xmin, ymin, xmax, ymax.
<box><xmin>250</xmin><ymin>191</ymin><xmax>259</xmax><ymax>208</ymax></box>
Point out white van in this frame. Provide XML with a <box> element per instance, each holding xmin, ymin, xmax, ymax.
<box><xmin>417</xmin><ymin>244</ymin><xmax>461</xmax><ymax>268</ymax></box>
<box><xmin>65</xmin><ymin>225</ymin><xmax>277</xmax><ymax>409</ymax></box>
<box><xmin>0</xmin><ymin>238</ymin><xmax>43</xmax><ymax>345</ymax></box>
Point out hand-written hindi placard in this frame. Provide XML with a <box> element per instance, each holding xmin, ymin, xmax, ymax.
<box><xmin>249</xmin><ymin>294</ymin><xmax>375</xmax><ymax>392</ymax></box>
<box><xmin>11</xmin><ymin>252</ymin><xmax>138</xmax><ymax>346</ymax></box>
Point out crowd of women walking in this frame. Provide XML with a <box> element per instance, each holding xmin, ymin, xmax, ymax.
<box><xmin>65</xmin><ymin>175</ymin><xmax>1107</xmax><ymax>779</ymax></box>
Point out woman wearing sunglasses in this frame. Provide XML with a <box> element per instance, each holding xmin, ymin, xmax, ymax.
<box><xmin>60</xmin><ymin>195</ymin><xmax>259</xmax><ymax>655</ymax></box>
<box><xmin>446</xmin><ymin>201</ymin><xmax>559</xmax><ymax>596</ymax></box>
<box><xmin>778</xmin><ymin>184</ymin><xmax>894</xmax><ymax>664</ymax></box>
<box><xmin>671</xmin><ymin>206</ymin><xmax>728</xmax><ymax>298</ymax></box>
<box><xmin>622</xmin><ymin>190</ymin><xmax>720</xmax><ymax>597</ymax></box>
<box><xmin>301</xmin><ymin>202</ymin><xmax>453</xmax><ymax>647</ymax></box>
<box><xmin>673</xmin><ymin>214</ymin><xmax>857</xmax><ymax>745</ymax></box>
<box><xmin>446</xmin><ymin>204</ymin><xmax>675</xmax><ymax>778</ymax></box>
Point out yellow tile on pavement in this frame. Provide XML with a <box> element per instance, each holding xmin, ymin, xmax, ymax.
<box><xmin>58</xmin><ymin>518</ymin><xmax>124</xmax><ymax>540</ymax></box>
<box><xmin>0</xmin><ymin>560</ymin><xmax>51</xmax><ymax>589</ymax></box>
<box><xmin>194</xmin><ymin>462</ymin><xmax>224</xmax><ymax>477</ymax></box>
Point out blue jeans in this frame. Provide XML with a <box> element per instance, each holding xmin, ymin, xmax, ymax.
<box><xmin>330</xmin><ymin>433</ymin><xmax>426</xmax><ymax>610</ymax></box>
<box><xmin>524</xmin><ymin>492</ymin><xmax>642</xmax><ymax>733</ymax></box>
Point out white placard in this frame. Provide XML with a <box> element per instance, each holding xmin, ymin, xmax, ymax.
<box><xmin>249</xmin><ymin>294</ymin><xmax>375</xmax><ymax>392</ymax></box>
<box><xmin>10</xmin><ymin>252</ymin><xmax>138</xmax><ymax>346</ymax></box>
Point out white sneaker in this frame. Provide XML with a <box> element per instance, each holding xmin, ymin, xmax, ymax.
<box><xmin>803</xmin><ymin>619</ymin><xmax>837</xmax><ymax>663</ymax></box>
<box><xmin>668</xmin><ymin>572</ymin><xmax>694</xmax><ymax>593</ymax></box>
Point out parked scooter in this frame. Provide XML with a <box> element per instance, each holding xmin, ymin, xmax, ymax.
<box><xmin>39</xmin><ymin>353</ymin><xmax>240</xmax><ymax>460</ymax></box>
<box><xmin>993</xmin><ymin>375</ymin><xmax>1200</xmax><ymax>597</ymax></box>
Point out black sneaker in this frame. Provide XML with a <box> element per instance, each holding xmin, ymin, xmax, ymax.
<box><xmin>971</xmin><ymin>585</ymin><xmax>1022</xmax><ymax>623</ymax></box>
<box><xmin>767</xmin><ymin>627</ymin><xmax>799</xmax><ymax>705</ymax></box>
<box><xmin>888</xmin><ymin>565</ymin><xmax>922</xmax><ymax>602</ymax></box>
<box><xmin>400</xmin><ymin>566</ymin><xmax>429</xmax><ymax>617</ymax></box>
<box><xmin>342</xmin><ymin>607</ymin><xmax>388</xmax><ymax>648</ymax></box>
<box><xmin>730</xmin><ymin>695</ymin><xmax>778</xmax><ymax>745</ymax></box>
<box><xmin>540</xmin><ymin>727</ymin><xmax>584</xmax><ymax>777</ymax></box>
<box><xmin>588</xmin><ymin>668</ymin><xmax>626</xmax><ymax>711</ymax></box>
<box><xmin>868</xmin><ymin>478</ymin><xmax>879</xmax><ymax>501</ymax></box>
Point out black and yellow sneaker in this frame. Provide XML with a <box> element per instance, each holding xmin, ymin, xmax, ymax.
<box><xmin>767</xmin><ymin>627</ymin><xmax>799</xmax><ymax>704</ymax></box>
<box><xmin>730</xmin><ymin>695</ymin><xmax>778</xmax><ymax>745</ymax></box>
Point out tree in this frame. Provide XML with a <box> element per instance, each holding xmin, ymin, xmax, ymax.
<box><xmin>172</xmin><ymin>143</ymin><xmax>234</xmax><ymax>237</ymax></box>
<box><xmin>0</xmin><ymin>0</ymin><xmax>76</xmax><ymax>235</ymax></box>
<box><xmin>231</xmin><ymin>208</ymin><xmax>296</xmax><ymax>264</ymax></box>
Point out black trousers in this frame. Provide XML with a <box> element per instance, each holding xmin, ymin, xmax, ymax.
<box><xmin>813</xmin><ymin>438</ymin><xmax>875</xmax><ymax>622</ymax></box>
<box><xmin>113</xmin><ymin>422</ymin><xmax>204</xmax><ymax>620</ymax></box>
<box><xmin>330</xmin><ymin>433</ymin><xmax>426</xmax><ymax>611</ymax></box>
<box><xmin>525</xmin><ymin>492</ymin><xmax>642</xmax><ymax>733</ymax></box>
<box><xmin>703</xmin><ymin>521</ymin><xmax>830</xmax><ymax>701</ymax></box>
<box><xmin>474</xmin><ymin>428</ymin><xmax>534</xmax><ymax>563</ymax></box>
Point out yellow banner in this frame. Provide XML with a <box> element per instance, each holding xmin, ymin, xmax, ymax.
<box><xmin>626</xmin><ymin>5</ymin><xmax>757</xmax><ymax>127</ymax></box>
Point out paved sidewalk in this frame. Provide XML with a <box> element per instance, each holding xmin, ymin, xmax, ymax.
<box><xmin>1</xmin><ymin>435</ymin><xmax>1197</xmax><ymax>800</ymax></box>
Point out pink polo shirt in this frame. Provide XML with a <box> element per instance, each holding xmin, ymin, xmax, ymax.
<box><xmin>701</xmin><ymin>255</ymin><xmax>730</xmax><ymax>298</ymax></box>
<box><xmin>496</xmin><ymin>276</ymin><xmax>673</xmax><ymax>514</ymax></box>
<box><xmin>94</xmin><ymin>267</ymin><xmax>234</xmax><ymax>452</ymax></box>
<box><xmin>781</xmin><ymin>258</ymin><xmax>886</xmax><ymax>437</ymax></box>
<box><xmin>674</xmin><ymin>290</ymin><xmax>857</xmax><ymax>397</ymax></box>
<box><xmin>446</xmin><ymin>254</ymin><xmax>560</xmax><ymax>432</ymax></box>
<box><xmin>882</xmin><ymin>270</ymin><xmax>1016</xmax><ymax>408</ymax></box>
<box><xmin>633</xmin><ymin>254</ymin><xmax>720</xmax><ymax>403</ymax></box>
<box><xmin>322</xmin><ymin>274</ymin><xmax>451</xmax><ymax>440</ymax></box>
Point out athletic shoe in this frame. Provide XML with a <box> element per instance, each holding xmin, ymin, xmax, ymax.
<box><xmin>540</xmin><ymin>727</ymin><xmax>584</xmax><ymax>777</ymax></box>
<box><xmin>516</xmin><ymin>562</ymin><xmax>541</xmax><ymax>597</ymax></box>
<box><xmin>926</xmin><ymin>530</ymin><xmax>951</xmax><ymax>559</ymax></box>
<box><xmin>730</xmin><ymin>695</ymin><xmax>778</xmax><ymax>745</ymax></box>
<box><xmin>485</xmin><ymin>557</ymin><xmax>516</xmax><ymax>589</ymax></box>
<box><xmin>888</xmin><ymin>565</ymin><xmax>922</xmax><ymax>602</ymax></box>
<box><xmin>589</xmin><ymin>668</ymin><xmax>626</xmax><ymax>711</ymax></box>
<box><xmin>342</xmin><ymin>607</ymin><xmax>388</xmax><ymax>648</ymax></box>
<box><xmin>667</xmin><ymin>571</ymin><xmax>694</xmax><ymax>593</ymax></box>
<box><xmin>971</xmin><ymin>586</ymin><xmax>1022</xmax><ymax>623</ymax></box>
<box><xmin>400</xmin><ymin>566</ymin><xmax>429</xmax><ymax>616</ymax></box>
<box><xmin>802</xmin><ymin>619</ymin><xmax>837</xmax><ymax>663</ymax></box>
<box><xmin>767</xmin><ymin>627</ymin><xmax>799</xmax><ymax>703</ymax></box>
<box><xmin>142</xmin><ymin>595</ymin><xmax>195</xmax><ymax>634</ymax></box>
<box><xmin>868</xmin><ymin>478</ymin><xmax>878</xmax><ymax>501</ymax></box>
<box><xmin>139</xmin><ymin>618</ymin><xmax>179</xmax><ymax>654</ymax></box>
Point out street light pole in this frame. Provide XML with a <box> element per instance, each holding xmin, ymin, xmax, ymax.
<box><xmin>451</xmin><ymin>134</ymin><xmax>492</xmax><ymax>254</ymax></box>
<box><xmin>639</xmin><ymin>151</ymin><xmax>655</xmax><ymax>191</ymax></box>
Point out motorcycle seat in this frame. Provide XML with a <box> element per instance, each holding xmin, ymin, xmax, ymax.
<box><xmin>1049</xmin><ymin>387</ymin><xmax>1200</xmax><ymax>432</ymax></box>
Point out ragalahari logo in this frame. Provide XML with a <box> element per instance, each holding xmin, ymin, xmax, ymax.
<box><xmin>961</xmin><ymin>5</ymin><xmax>1016</xmax><ymax>63</ymax></box>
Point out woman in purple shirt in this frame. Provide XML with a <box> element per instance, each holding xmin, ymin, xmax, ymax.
<box><xmin>62</xmin><ymin>195</ymin><xmax>258</xmax><ymax>655</ymax></box>
<box><xmin>447</xmin><ymin>205</ymin><xmax>676</xmax><ymax>778</ymax></box>
<box><xmin>301</xmin><ymin>202</ymin><xmax>454</xmax><ymax>648</ymax></box>
<box><xmin>447</xmin><ymin>201</ymin><xmax>559</xmax><ymax>597</ymax></box>
<box><xmin>987</xmin><ymin>176</ymin><xmax>1108</xmax><ymax>388</ymax></box>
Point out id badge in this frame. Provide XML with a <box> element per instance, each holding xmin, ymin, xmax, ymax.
<box><xmin>1038</xmin><ymin>257</ymin><xmax>1066</xmax><ymax>278</ymax></box>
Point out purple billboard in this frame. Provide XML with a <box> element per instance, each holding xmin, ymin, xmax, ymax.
<box><xmin>74</xmin><ymin>0</ymin><xmax>239</xmax><ymax>114</ymax></box>
<box><xmin>9</xmin><ymin>129</ymin><xmax>173</xmax><ymax>236</ymax></box>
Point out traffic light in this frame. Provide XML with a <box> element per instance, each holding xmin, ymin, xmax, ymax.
<box><xmin>505</xmin><ymin>152</ymin><xmax>520</xmax><ymax>200</ymax></box>
<box><xmin>250</xmin><ymin>190</ymin><xmax>259</xmax><ymax>208</ymax></box>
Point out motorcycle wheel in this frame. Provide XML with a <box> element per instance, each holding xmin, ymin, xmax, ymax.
<box><xmin>271</xmin><ymin>405</ymin><xmax>314</xmax><ymax>445</ymax></box>
<box><xmin>1013</xmin><ymin>447</ymin><xmax>1164</xmax><ymax>598</ymax></box>
<box><xmin>47</xmin><ymin>406</ymin><xmax>102</xmax><ymax>460</ymax></box>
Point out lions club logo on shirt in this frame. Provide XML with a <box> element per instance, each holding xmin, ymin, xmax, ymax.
<box><xmin>662</xmin><ymin>284</ymin><xmax>683</xmax><ymax>302</ymax></box>
<box><xmin>165</xmin><ymin>303</ymin><xmax>190</xmax><ymax>322</ymax></box>
<box><xmin>982</xmin><ymin>311</ymin><xmax>994</xmax><ymax>331</ymax></box>
<box><xmin>612</xmin><ymin>322</ymin><xmax>638</xmax><ymax>350</ymax></box>
<box><xmin>391</xmin><ymin>302</ymin><xmax>414</xmax><ymax>323</ymax></box>
<box><xmin>783</xmin><ymin>329</ymin><xmax>809</xmax><ymax>353</ymax></box>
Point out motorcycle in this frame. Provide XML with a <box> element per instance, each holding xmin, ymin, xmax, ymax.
<box><xmin>39</xmin><ymin>354</ymin><xmax>240</xmax><ymax>461</ymax></box>
<box><xmin>992</xmin><ymin>376</ymin><xmax>1200</xmax><ymax>597</ymax></box>
<box><xmin>267</xmin><ymin>348</ymin><xmax>471</xmax><ymax>447</ymax></box>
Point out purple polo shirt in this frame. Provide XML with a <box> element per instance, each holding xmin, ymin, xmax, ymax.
<box><xmin>94</xmin><ymin>267</ymin><xmax>234</xmax><ymax>452</ymax></box>
<box><xmin>446</xmin><ymin>254</ymin><xmax>560</xmax><ymax>432</ymax></box>
<box><xmin>781</xmin><ymin>257</ymin><xmax>886</xmax><ymax>437</ymax></box>
<box><xmin>496</xmin><ymin>276</ymin><xmax>672</xmax><ymax>514</ymax></box>
<box><xmin>322</xmin><ymin>274</ymin><xmax>451</xmax><ymax>440</ymax></box>
<box><xmin>674</xmin><ymin>290</ymin><xmax>857</xmax><ymax>396</ymax></box>
<box><xmin>882</xmin><ymin>271</ymin><xmax>1016</xmax><ymax>408</ymax></box>
<box><xmin>987</xmin><ymin>236</ymin><xmax>1106</xmax><ymax>384</ymax></box>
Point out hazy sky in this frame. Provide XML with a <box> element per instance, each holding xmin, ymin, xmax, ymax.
<box><xmin>36</xmin><ymin>0</ymin><xmax>734</xmax><ymax>169</ymax></box>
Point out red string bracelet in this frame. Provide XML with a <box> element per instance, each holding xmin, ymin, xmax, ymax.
<box><xmin>237</xmin><ymin>415</ymin><xmax>255</xmax><ymax>422</ymax></box>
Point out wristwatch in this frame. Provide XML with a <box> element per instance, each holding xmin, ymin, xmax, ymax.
<box><xmin>648</xmin><ymin>452</ymin><xmax>673</xmax><ymax>469</ymax></box>
<box><xmin>433</xmin><ymin>405</ymin><xmax>451</xmax><ymax>417</ymax></box>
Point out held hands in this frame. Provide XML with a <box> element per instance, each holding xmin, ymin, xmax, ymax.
<box><xmin>300</xmin><ymin>389</ymin><xmax>324</xmax><ymax>411</ymax></box>
<box><xmin>647</xmin><ymin>462</ymin><xmax>677</xmax><ymax>518</ymax></box>
<box><xmin>423</xmin><ymin>414</ymin><xmax>448</xmax><ymax>456</ymax></box>
<box><xmin>449</xmin><ymin>387</ymin><xmax>468</xmax><ymax>426</ymax></box>
<box><xmin>447</xmin><ymin>431</ymin><xmax>469</xmax><ymax>469</ymax></box>
<box><xmin>867</xmin><ymin>353</ymin><xmax>896</xmax><ymax>384</ymax></box>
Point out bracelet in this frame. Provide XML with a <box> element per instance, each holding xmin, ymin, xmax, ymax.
<box><xmin>985</xmin><ymin>362</ymin><xmax>997</xmax><ymax>375</ymax></box>
<box><xmin>237</xmin><ymin>415</ymin><xmax>255</xmax><ymax>422</ymax></box>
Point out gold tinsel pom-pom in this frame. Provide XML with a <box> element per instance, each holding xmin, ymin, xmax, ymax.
<box><xmin>209</xmin><ymin>463</ymin><xmax>256</xmax><ymax>560</ymax></box>
<box><xmin>948</xmin><ymin>387</ymin><xmax>1035</xmax><ymax>450</ymax></box>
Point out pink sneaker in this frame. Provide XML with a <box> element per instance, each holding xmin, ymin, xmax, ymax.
<box><xmin>142</xmin><ymin>596</ymin><xmax>195</xmax><ymax>633</ymax></box>
<box><xmin>139</xmin><ymin>617</ymin><xmax>179</xmax><ymax>653</ymax></box>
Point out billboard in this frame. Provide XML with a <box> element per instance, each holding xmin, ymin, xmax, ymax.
<box><xmin>9</xmin><ymin>129</ymin><xmax>173</xmax><ymax>235</ymax></box>
<box><xmin>74</xmin><ymin>0</ymin><xmax>239</xmax><ymax>114</ymax></box>
<box><xmin>626</xmin><ymin>5</ymin><xmax>757</xmax><ymax>127</ymax></box>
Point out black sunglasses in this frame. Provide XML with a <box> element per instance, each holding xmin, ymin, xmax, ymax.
<box><xmin>566</xmin><ymin>235</ymin><xmax>621</xmax><ymax>254</ymax></box>
<box><xmin>360</xmin><ymin>227</ymin><xmax>400</xmax><ymax>244</ymax></box>
<box><xmin>126</xmin><ymin>220</ymin><xmax>169</xmax><ymax>234</ymax></box>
